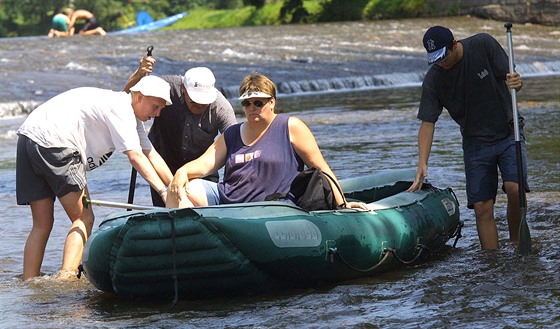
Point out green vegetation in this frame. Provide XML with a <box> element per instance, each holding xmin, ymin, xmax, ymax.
<box><xmin>364</xmin><ymin>0</ymin><xmax>425</xmax><ymax>19</ymax></box>
<box><xmin>1</xmin><ymin>0</ymin><xmax>439</xmax><ymax>38</ymax></box>
<box><xmin>169</xmin><ymin>1</ymin><xmax>322</xmax><ymax>30</ymax></box>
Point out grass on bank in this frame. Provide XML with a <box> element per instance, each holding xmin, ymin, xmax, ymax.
<box><xmin>164</xmin><ymin>1</ymin><xmax>324</xmax><ymax>31</ymax></box>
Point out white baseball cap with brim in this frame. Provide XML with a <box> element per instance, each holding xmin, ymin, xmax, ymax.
<box><xmin>130</xmin><ymin>75</ymin><xmax>172</xmax><ymax>105</ymax></box>
<box><xmin>239</xmin><ymin>91</ymin><xmax>273</xmax><ymax>100</ymax></box>
<box><xmin>183</xmin><ymin>67</ymin><xmax>218</xmax><ymax>105</ymax></box>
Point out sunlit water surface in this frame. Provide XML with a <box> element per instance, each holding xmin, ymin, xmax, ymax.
<box><xmin>0</xmin><ymin>16</ymin><xmax>558</xmax><ymax>328</ymax></box>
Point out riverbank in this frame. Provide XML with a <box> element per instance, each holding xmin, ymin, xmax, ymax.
<box><xmin>423</xmin><ymin>0</ymin><xmax>560</xmax><ymax>26</ymax></box>
<box><xmin>2</xmin><ymin>0</ymin><xmax>558</xmax><ymax>38</ymax></box>
<box><xmin>171</xmin><ymin>0</ymin><xmax>560</xmax><ymax>31</ymax></box>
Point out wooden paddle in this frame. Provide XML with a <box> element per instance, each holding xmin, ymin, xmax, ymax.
<box><xmin>127</xmin><ymin>45</ymin><xmax>154</xmax><ymax>210</ymax></box>
<box><xmin>504</xmin><ymin>22</ymin><xmax>531</xmax><ymax>255</ymax></box>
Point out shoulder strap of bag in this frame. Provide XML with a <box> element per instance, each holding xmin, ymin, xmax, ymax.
<box><xmin>321</xmin><ymin>170</ymin><xmax>347</xmax><ymax>209</ymax></box>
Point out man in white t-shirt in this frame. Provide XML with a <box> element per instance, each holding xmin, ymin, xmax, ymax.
<box><xmin>16</xmin><ymin>75</ymin><xmax>173</xmax><ymax>281</ymax></box>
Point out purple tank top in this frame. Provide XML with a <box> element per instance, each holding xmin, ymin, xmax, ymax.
<box><xmin>218</xmin><ymin>114</ymin><xmax>304</xmax><ymax>204</ymax></box>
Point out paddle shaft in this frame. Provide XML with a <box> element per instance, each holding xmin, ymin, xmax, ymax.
<box><xmin>83</xmin><ymin>196</ymin><xmax>162</xmax><ymax>211</ymax></box>
<box><xmin>504</xmin><ymin>22</ymin><xmax>531</xmax><ymax>255</ymax></box>
<box><xmin>127</xmin><ymin>45</ymin><xmax>155</xmax><ymax>210</ymax></box>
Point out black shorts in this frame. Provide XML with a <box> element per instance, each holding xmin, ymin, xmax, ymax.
<box><xmin>16</xmin><ymin>135</ymin><xmax>86</xmax><ymax>205</ymax></box>
<box><xmin>81</xmin><ymin>17</ymin><xmax>100</xmax><ymax>32</ymax></box>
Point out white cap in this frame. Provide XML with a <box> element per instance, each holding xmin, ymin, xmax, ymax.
<box><xmin>182</xmin><ymin>67</ymin><xmax>218</xmax><ymax>104</ymax></box>
<box><xmin>239</xmin><ymin>90</ymin><xmax>273</xmax><ymax>100</ymax></box>
<box><xmin>130</xmin><ymin>76</ymin><xmax>172</xmax><ymax>105</ymax></box>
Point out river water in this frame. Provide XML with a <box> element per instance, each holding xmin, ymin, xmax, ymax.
<box><xmin>0</xmin><ymin>16</ymin><xmax>559</xmax><ymax>328</ymax></box>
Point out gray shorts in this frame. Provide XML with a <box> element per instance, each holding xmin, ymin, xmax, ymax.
<box><xmin>16</xmin><ymin>135</ymin><xmax>86</xmax><ymax>205</ymax></box>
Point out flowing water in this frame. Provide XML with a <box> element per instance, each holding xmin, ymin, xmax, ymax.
<box><xmin>0</xmin><ymin>16</ymin><xmax>559</xmax><ymax>328</ymax></box>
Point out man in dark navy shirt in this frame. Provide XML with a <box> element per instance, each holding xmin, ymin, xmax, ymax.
<box><xmin>408</xmin><ymin>26</ymin><xmax>527</xmax><ymax>250</ymax></box>
<box><xmin>126</xmin><ymin>59</ymin><xmax>237</xmax><ymax>206</ymax></box>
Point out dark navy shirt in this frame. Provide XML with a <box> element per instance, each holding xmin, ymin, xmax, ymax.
<box><xmin>148</xmin><ymin>75</ymin><xmax>236</xmax><ymax>178</ymax></box>
<box><xmin>418</xmin><ymin>33</ymin><xmax>515</xmax><ymax>143</ymax></box>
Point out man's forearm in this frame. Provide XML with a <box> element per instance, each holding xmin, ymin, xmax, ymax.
<box><xmin>123</xmin><ymin>68</ymin><xmax>145</xmax><ymax>92</ymax></box>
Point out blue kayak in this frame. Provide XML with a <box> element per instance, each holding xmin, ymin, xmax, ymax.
<box><xmin>110</xmin><ymin>12</ymin><xmax>188</xmax><ymax>35</ymax></box>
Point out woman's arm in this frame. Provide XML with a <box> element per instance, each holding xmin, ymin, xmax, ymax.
<box><xmin>288</xmin><ymin>117</ymin><xmax>367</xmax><ymax>210</ymax></box>
<box><xmin>167</xmin><ymin>135</ymin><xmax>228</xmax><ymax>206</ymax></box>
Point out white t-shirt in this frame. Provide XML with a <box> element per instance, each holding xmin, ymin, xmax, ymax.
<box><xmin>18</xmin><ymin>87</ymin><xmax>152</xmax><ymax>171</ymax></box>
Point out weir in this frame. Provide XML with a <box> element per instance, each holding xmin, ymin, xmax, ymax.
<box><xmin>219</xmin><ymin>60</ymin><xmax>560</xmax><ymax>100</ymax></box>
<box><xmin>1</xmin><ymin>61</ymin><xmax>559</xmax><ymax>118</ymax></box>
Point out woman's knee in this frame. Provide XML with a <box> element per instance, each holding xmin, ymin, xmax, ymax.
<box><xmin>186</xmin><ymin>179</ymin><xmax>210</xmax><ymax>206</ymax></box>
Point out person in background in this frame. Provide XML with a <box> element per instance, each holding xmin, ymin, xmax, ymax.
<box><xmin>16</xmin><ymin>76</ymin><xmax>173</xmax><ymax>280</ymax></box>
<box><xmin>166</xmin><ymin>72</ymin><xmax>368</xmax><ymax>211</ymax></box>
<box><xmin>124</xmin><ymin>58</ymin><xmax>237</xmax><ymax>207</ymax></box>
<box><xmin>68</xmin><ymin>9</ymin><xmax>107</xmax><ymax>36</ymax></box>
<box><xmin>47</xmin><ymin>8</ymin><xmax>72</xmax><ymax>37</ymax></box>
<box><xmin>407</xmin><ymin>26</ymin><xmax>527</xmax><ymax>250</ymax></box>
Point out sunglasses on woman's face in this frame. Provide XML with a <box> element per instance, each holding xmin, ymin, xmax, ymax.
<box><xmin>241</xmin><ymin>99</ymin><xmax>269</xmax><ymax>108</ymax></box>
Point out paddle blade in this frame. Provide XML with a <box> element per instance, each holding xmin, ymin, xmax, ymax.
<box><xmin>518</xmin><ymin>208</ymin><xmax>531</xmax><ymax>255</ymax></box>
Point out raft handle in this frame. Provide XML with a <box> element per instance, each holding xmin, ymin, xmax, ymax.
<box><xmin>328</xmin><ymin>220</ymin><xmax>464</xmax><ymax>271</ymax></box>
<box><xmin>389</xmin><ymin>220</ymin><xmax>464</xmax><ymax>265</ymax></box>
<box><xmin>327</xmin><ymin>247</ymin><xmax>393</xmax><ymax>273</ymax></box>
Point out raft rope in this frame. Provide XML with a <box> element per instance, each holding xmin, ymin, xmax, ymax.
<box><xmin>328</xmin><ymin>220</ymin><xmax>464</xmax><ymax>272</ymax></box>
<box><xmin>451</xmin><ymin>220</ymin><xmax>464</xmax><ymax>248</ymax></box>
<box><xmin>77</xmin><ymin>264</ymin><xmax>85</xmax><ymax>279</ymax></box>
<box><xmin>167</xmin><ymin>212</ymin><xmax>179</xmax><ymax>308</ymax></box>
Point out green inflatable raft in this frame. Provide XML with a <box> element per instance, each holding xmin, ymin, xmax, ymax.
<box><xmin>81</xmin><ymin>169</ymin><xmax>462</xmax><ymax>299</ymax></box>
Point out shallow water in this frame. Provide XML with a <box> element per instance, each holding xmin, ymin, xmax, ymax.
<box><xmin>0</xmin><ymin>16</ymin><xmax>559</xmax><ymax>328</ymax></box>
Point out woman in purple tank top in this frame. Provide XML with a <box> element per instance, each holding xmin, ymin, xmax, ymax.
<box><xmin>167</xmin><ymin>72</ymin><xmax>367</xmax><ymax>210</ymax></box>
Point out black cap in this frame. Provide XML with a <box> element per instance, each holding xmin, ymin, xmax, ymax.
<box><xmin>423</xmin><ymin>26</ymin><xmax>454</xmax><ymax>65</ymax></box>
